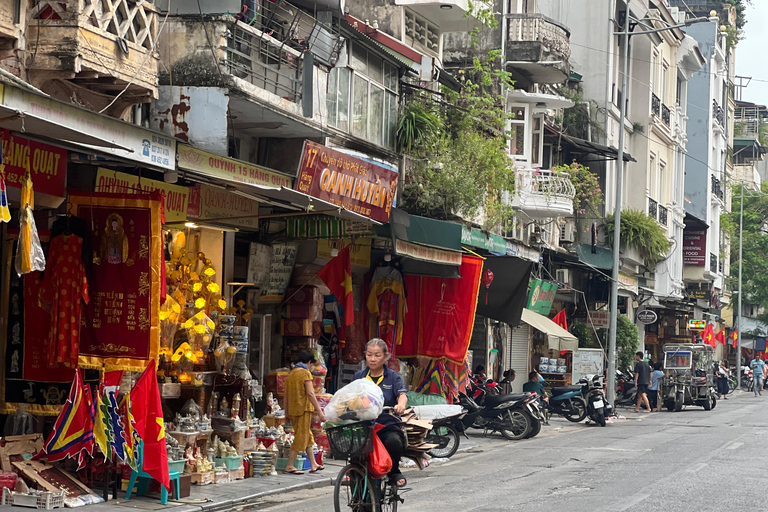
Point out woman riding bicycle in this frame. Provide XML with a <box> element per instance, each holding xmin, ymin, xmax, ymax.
<box><xmin>351</xmin><ymin>338</ymin><xmax>408</xmax><ymax>488</ymax></box>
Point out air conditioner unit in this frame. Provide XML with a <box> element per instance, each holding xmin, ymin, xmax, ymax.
<box><xmin>559</xmin><ymin>220</ymin><xmax>576</xmax><ymax>245</ymax></box>
<box><xmin>556</xmin><ymin>269</ymin><xmax>572</xmax><ymax>287</ymax></box>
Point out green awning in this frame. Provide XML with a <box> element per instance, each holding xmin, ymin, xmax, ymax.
<box><xmin>574</xmin><ymin>243</ymin><xmax>613</xmax><ymax>270</ymax></box>
<box><xmin>286</xmin><ymin>216</ymin><xmax>374</xmax><ymax>239</ymax></box>
<box><xmin>461</xmin><ymin>226</ymin><xmax>507</xmax><ymax>253</ymax></box>
<box><xmin>375</xmin><ymin>209</ymin><xmax>463</xmax><ymax>251</ymax></box>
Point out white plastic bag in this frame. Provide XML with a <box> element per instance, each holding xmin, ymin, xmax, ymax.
<box><xmin>324</xmin><ymin>379</ymin><xmax>384</xmax><ymax>424</ymax></box>
<box><xmin>15</xmin><ymin>204</ymin><xmax>45</xmax><ymax>276</ymax></box>
<box><xmin>412</xmin><ymin>405</ymin><xmax>464</xmax><ymax>421</ymax></box>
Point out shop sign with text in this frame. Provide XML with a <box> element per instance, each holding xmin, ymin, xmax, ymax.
<box><xmin>0</xmin><ymin>129</ymin><xmax>67</xmax><ymax>197</ymax></box>
<box><xmin>187</xmin><ymin>184</ymin><xmax>259</xmax><ymax>229</ymax></box>
<box><xmin>317</xmin><ymin>238</ymin><xmax>372</xmax><ymax>267</ymax></box>
<box><xmin>589</xmin><ymin>310</ymin><xmax>610</xmax><ymax>329</ymax></box>
<box><xmin>261</xmin><ymin>243</ymin><xmax>298</xmax><ymax>302</ymax></box>
<box><xmin>178</xmin><ymin>144</ymin><xmax>292</xmax><ymax>189</ymax></box>
<box><xmin>683</xmin><ymin>229</ymin><xmax>707</xmax><ymax>266</ymax></box>
<box><xmin>527</xmin><ymin>279</ymin><xmax>558</xmax><ymax>316</ymax></box>
<box><xmin>461</xmin><ymin>226</ymin><xmax>507</xmax><ymax>254</ymax></box>
<box><xmin>394</xmin><ymin>239</ymin><xmax>462</xmax><ymax>265</ymax></box>
<box><xmin>2</xmin><ymin>87</ymin><xmax>175</xmax><ymax>169</ymax></box>
<box><xmin>295</xmin><ymin>141</ymin><xmax>398</xmax><ymax>223</ymax></box>
<box><xmin>618</xmin><ymin>272</ymin><xmax>638</xmax><ymax>295</ymax></box>
<box><xmin>95</xmin><ymin>168</ymin><xmax>189</xmax><ymax>223</ymax></box>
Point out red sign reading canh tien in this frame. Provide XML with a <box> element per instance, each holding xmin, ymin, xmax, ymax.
<box><xmin>683</xmin><ymin>229</ymin><xmax>706</xmax><ymax>266</ymax></box>
<box><xmin>295</xmin><ymin>141</ymin><xmax>398</xmax><ymax>223</ymax></box>
<box><xmin>0</xmin><ymin>129</ymin><xmax>67</xmax><ymax>197</ymax></box>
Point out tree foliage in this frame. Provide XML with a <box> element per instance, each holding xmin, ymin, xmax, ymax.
<box><xmin>616</xmin><ymin>315</ymin><xmax>639</xmax><ymax>372</ymax></box>
<box><xmin>605</xmin><ymin>210</ymin><xmax>671</xmax><ymax>268</ymax></box>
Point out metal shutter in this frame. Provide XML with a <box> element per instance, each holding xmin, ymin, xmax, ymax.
<box><xmin>508</xmin><ymin>324</ymin><xmax>531</xmax><ymax>393</ymax></box>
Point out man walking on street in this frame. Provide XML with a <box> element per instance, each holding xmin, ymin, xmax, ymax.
<box><xmin>750</xmin><ymin>353</ymin><xmax>764</xmax><ymax>396</ymax></box>
<box><xmin>634</xmin><ymin>352</ymin><xmax>652</xmax><ymax>413</ymax></box>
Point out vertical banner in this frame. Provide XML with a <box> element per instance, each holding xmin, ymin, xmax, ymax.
<box><xmin>260</xmin><ymin>243</ymin><xmax>298</xmax><ymax>302</ymax></box>
<box><xmin>69</xmin><ymin>193</ymin><xmax>162</xmax><ymax>371</ymax></box>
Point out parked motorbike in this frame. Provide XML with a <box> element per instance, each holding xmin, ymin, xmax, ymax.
<box><xmin>424</xmin><ymin>412</ymin><xmax>467</xmax><ymax>459</ymax></box>
<box><xmin>457</xmin><ymin>381</ymin><xmax>543</xmax><ymax>440</ymax></box>
<box><xmin>580</xmin><ymin>375</ymin><xmax>609</xmax><ymax>427</ymax></box>
<box><xmin>615</xmin><ymin>370</ymin><xmax>638</xmax><ymax>407</ymax></box>
<box><xmin>542</xmin><ymin>382</ymin><xmax>587</xmax><ymax>422</ymax></box>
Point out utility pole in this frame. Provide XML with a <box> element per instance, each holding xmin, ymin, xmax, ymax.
<box><xmin>736</xmin><ymin>182</ymin><xmax>744</xmax><ymax>388</ymax></box>
<box><xmin>606</xmin><ymin>11</ymin><xmax>711</xmax><ymax>409</ymax></box>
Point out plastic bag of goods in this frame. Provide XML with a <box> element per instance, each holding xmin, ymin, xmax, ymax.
<box><xmin>412</xmin><ymin>404</ymin><xmax>464</xmax><ymax>421</ymax></box>
<box><xmin>324</xmin><ymin>379</ymin><xmax>384</xmax><ymax>424</ymax></box>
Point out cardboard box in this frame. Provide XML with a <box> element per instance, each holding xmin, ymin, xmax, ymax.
<box><xmin>190</xmin><ymin>471</ymin><xmax>214</xmax><ymax>486</ymax></box>
<box><xmin>265</xmin><ymin>369</ymin><xmax>290</xmax><ymax>395</ymax></box>
<box><xmin>229</xmin><ymin>467</ymin><xmax>245</xmax><ymax>480</ymax></box>
<box><xmin>281</xmin><ymin>319</ymin><xmax>312</xmax><ymax>337</ymax></box>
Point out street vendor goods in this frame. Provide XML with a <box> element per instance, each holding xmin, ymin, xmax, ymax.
<box><xmin>324</xmin><ymin>379</ymin><xmax>383</xmax><ymax>424</ymax></box>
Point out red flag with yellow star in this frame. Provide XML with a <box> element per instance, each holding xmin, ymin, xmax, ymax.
<box><xmin>732</xmin><ymin>330</ymin><xmax>739</xmax><ymax>349</ymax></box>
<box><xmin>702</xmin><ymin>323</ymin><xmax>715</xmax><ymax>348</ymax></box>
<box><xmin>715</xmin><ymin>328</ymin><xmax>726</xmax><ymax>345</ymax></box>
<box><xmin>317</xmin><ymin>246</ymin><xmax>354</xmax><ymax>326</ymax></box>
<box><xmin>130</xmin><ymin>361</ymin><xmax>169</xmax><ymax>491</ymax></box>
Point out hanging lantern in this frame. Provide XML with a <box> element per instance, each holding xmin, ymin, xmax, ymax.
<box><xmin>482</xmin><ymin>269</ymin><xmax>494</xmax><ymax>305</ymax></box>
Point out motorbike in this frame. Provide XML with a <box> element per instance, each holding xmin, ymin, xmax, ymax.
<box><xmin>580</xmin><ymin>375</ymin><xmax>609</xmax><ymax>427</ymax></box>
<box><xmin>542</xmin><ymin>382</ymin><xmax>587</xmax><ymax>423</ymax></box>
<box><xmin>424</xmin><ymin>412</ymin><xmax>467</xmax><ymax>459</ymax></box>
<box><xmin>615</xmin><ymin>370</ymin><xmax>638</xmax><ymax>407</ymax></box>
<box><xmin>457</xmin><ymin>380</ymin><xmax>543</xmax><ymax>440</ymax></box>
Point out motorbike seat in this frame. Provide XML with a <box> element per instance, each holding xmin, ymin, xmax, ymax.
<box><xmin>551</xmin><ymin>385</ymin><xmax>582</xmax><ymax>396</ymax></box>
<box><xmin>484</xmin><ymin>393</ymin><xmax>528</xmax><ymax>408</ymax></box>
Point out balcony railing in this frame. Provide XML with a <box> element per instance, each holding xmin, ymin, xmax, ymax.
<box><xmin>506</xmin><ymin>13</ymin><xmax>571</xmax><ymax>60</ymax></box>
<box><xmin>659</xmin><ymin>205</ymin><xmax>668</xmax><ymax>226</ymax></box>
<box><xmin>713</xmin><ymin>100</ymin><xmax>725</xmax><ymax>127</ymax></box>
<box><xmin>510</xmin><ymin>169</ymin><xmax>576</xmax><ymax>219</ymax></box>
<box><xmin>712</xmin><ymin>175</ymin><xmax>724</xmax><ymax>200</ymax></box>
<box><xmin>661</xmin><ymin>104</ymin><xmax>671</xmax><ymax>126</ymax></box>
<box><xmin>710</xmin><ymin>253</ymin><xmax>718</xmax><ymax>274</ymax></box>
<box><xmin>648</xmin><ymin>198</ymin><xmax>658</xmax><ymax>220</ymax></box>
<box><xmin>652</xmin><ymin>93</ymin><xmax>661</xmax><ymax>117</ymax></box>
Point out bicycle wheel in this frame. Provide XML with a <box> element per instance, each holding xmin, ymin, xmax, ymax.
<box><xmin>334</xmin><ymin>464</ymin><xmax>380</xmax><ymax>512</ymax></box>
<box><xmin>426</xmin><ymin>425</ymin><xmax>460</xmax><ymax>459</ymax></box>
<box><xmin>378</xmin><ymin>479</ymin><xmax>399</xmax><ymax>512</ymax></box>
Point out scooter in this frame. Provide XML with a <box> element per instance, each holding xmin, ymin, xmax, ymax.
<box><xmin>580</xmin><ymin>375</ymin><xmax>609</xmax><ymax>426</ymax></box>
<box><xmin>542</xmin><ymin>382</ymin><xmax>587</xmax><ymax>423</ymax></box>
<box><xmin>457</xmin><ymin>381</ymin><xmax>542</xmax><ymax>440</ymax></box>
<box><xmin>424</xmin><ymin>412</ymin><xmax>467</xmax><ymax>459</ymax></box>
<box><xmin>615</xmin><ymin>372</ymin><xmax>638</xmax><ymax>407</ymax></box>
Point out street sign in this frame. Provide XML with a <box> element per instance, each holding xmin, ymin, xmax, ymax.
<box><xmin>636</xmin><ymin>309</ymin><xmax>658</xmax><ymax>325</ymax></box>
<box><xmin>687</xmin><ymin>319</ymin><xmax>706</xmax><ymax>331</ymax></box>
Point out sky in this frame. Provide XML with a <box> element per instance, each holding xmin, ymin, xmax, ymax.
<box><xmin>736</xmin><ymin>2</ymin><xmax>768</xmax><ymax>104</ymax></box>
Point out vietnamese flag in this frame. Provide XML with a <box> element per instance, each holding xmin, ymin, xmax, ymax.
<box><xmin>317</xmin><ymin>245</ymin><xmax>354</xmax><ymax>326</ymax></box>
<box><xmin>702</xmin><ymin>323</ymin><xmax>715</xmax><ymax>347</ymax></box>
<box><xmin>732</xmin><ymin>330</ymin><xmax>739</xmax><ymax>348</ymax></box>
<box><xmin>131</xmin><ymin>361</ymin><xmax>169</xmax><ymax>491</ymax></box>
<box><xmin>552</xmin><ymin>309</ymin><xmax>568</xmax><ymax>331</ymax></box>
<box><xmin>715</xmin><ymin>328</ymin><xmax>726</xmax><ymax>345</ymax></box>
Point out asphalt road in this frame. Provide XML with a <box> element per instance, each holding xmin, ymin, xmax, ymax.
<box><xmin>250</xmin><ymin>391</ymin><xmax>761</xmax><ymax>512</ymax></box>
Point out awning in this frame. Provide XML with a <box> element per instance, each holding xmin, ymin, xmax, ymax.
<box><xmin>555</xmin><ymin>130</ymin><xmax>636</xmax><ymax>163</ymax></box>
<box><xmin>521</xmin><ymin>308</ymin><xmax>578</xmax><ymax>352</ymax></box>
<box><xmin>375</xmin><ymin>209</ymin><xmax>464</xmax><ymax>266</ymax></box>
<box><xmin>476</xmin><ymin>256</ymin><xmax>533</xmax><ymax>326</ymax></box>
<box><xmin>574</xmin><ymin>243</ymin><xmax>613</xmax><ymax>270</ymax></box>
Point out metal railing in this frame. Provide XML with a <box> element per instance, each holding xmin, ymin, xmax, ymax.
<box><xmin>661</xmin><ymin>104</ymin><xmax>671</xmax><ymax>126</ymax></box>
<box><xmin>652</xmin><ymin>93</ymin><xmax>661</xmax><ymax>117</ymax></box>
<box><xmin>506</xmin><ymin>13</ymin><xmax>571</xmax><ymax>60</ymax></box>
<box><xmin>712</xmin><ymin>99</ymin><xmax>725</xmax><ymax>127</ymax></box>
<box><xmin>659</xmin><ymin>205</ymin><xmax>668</xmax><ymax>226</ymax></box>
<box><xmin>711</xmin><ymin>175</ymin><xmax>723</xmax><ymax>200</ymax></box>
<box><xmin>710</xmin><ymin>253</ymin><xmax>718</xmax><ymax>274</ymax></box>
<box><xmin>648</xmin><ymin>198</ymin><xmax>658</xmax><ymax>220</ymax></box>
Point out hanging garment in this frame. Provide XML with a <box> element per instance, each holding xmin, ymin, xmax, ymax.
<box><xmin>367</xmin><ymin>278</ymin><xmax>407</xmax><ymax>350</ymax></box>
<box><xmin>42</xmin><ymin>234</ymin><xmax>90</xmax><ymax>368</ymax></box>
<box><xmin>0</xmin><ymin>170</ymin><xmax>10</xmax><ymax>223</ymax></box>
<box><xmin>15</xmin><ymin>172</ymin><xmax>45</xmax><ymax>275</ymax></box>
<box><xmin>51</xmin><ymin>214</ymin><xmax>95</xmax><ymax>285</ymax></box>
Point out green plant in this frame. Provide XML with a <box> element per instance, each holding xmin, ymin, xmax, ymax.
<box><xmin>397</xmin><ymin>102</ymin><xmax>441</xmax><ymax>154</ymax></box>
<box><xmin>554</xmin><ymin>162</ymin><xmax>603</xmax><ymax>222</ymax></box>
<box><xmin>605</xmin><ymin>209</ymin><xmax>671</xmax><ymax>268</ymax></box>
<box><xmin>571</xmin><ymin>321</ymin><xmax>594</xmax><ymax>348</ymax></box>
<box><xmin>632</xmin><ymin>122</ymin><xmax>645</xmax><ymax>134</ymax></box>
<box><xmin>555</xmin><ymin>85</ymin><xmax>605</xmax><ymax>141</ymax></box>
<box><xmin>616</xmin><ymin>315</ymin><xmax>639</xmax><ymax>372</ymax></box>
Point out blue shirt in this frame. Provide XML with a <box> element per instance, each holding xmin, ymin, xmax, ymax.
<box><xmin>353</xmin><ymin>366</ymin><xmax>406</xmax><ymax>426</ymax></box>
<box><xmin>751</xmin><ymin>359</ymin><xmax>765</xmax><ymax>377</ymax></box>
<box><xmin>649</xmin><ymin>370</ymin><xmax>664</xmax><ymax>391</ymax></box>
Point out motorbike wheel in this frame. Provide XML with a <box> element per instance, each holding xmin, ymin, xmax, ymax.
<box><xmin>426</xmin><ymin>425</ymin><xmax>460</xmax><ymax>459</ymax></box>
<box><xmin>524</xmin><ymin>413</ymin><xmax>541</xmax><ymax>438</ymax></box>
<box><xmin>728</xmin><ymin>378</ymin><xmax>737</xmax><ymax>392</ymax></box>
<box><xmin>665</xmin><ymin>400</ymin><xmax>675</xmax><ymax>412</ymax></box>
<box><xmin>674</xmin><ymin>391</ymin><xmax>684</xmax><ymax>412</ymax></box>
<box><xmin>593</xmin><ymin>408</ymin><xmax>606</xmax><ymax>427</ymax></box>
<box><xmin>703</xmin><ymin>391</ymin><xmax>713</xmax><ymax>411</ymax></box>
<box><xmin>563</xmin><ymin>398</ymin><xmax>588</xmax><ymax>423</ymax></box>
<box><xmin>710</xmin><ymin>393</ymin><xmax>717</xmax><ymax>410</ymax></box>
<box><xmin>499</xmin><ymin>409</ymin><xmax>530</xmax><ymax>440</ymax></box>
<box><xmin>742</xmin><ymin>379</ymin><xmax>752</xmax><ymax>391</ymax></box>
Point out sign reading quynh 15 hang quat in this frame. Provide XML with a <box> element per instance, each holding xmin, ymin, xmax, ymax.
<box><xmin>295</xmin><ymin>141</ymin><xmax>399</xmax><ymax>223</ymax></box>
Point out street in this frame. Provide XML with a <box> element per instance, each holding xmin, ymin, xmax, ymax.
<box><xmin>251</xmin><ymin>392</ymin><xmax>758</xmax><ymax>512</ymax></box>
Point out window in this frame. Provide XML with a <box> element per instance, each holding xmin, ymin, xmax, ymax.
<box><xmin>326</xmin><ymin>43</ymin><xmax>398</xmax><ymax>148</ymax></box>
<box><xmin>404</xmin><ymin>10</ymin><xmax>440</xmax><ymax>56</ymax></box>
<box><xmin>651</xmin><ymin>50</ymin><xmax>658</xmax><ymax>94</ymax></box>
<box><xmin>509</xmin><ymin>105</ymin><xmax>527</xmax><ymax>163</ymax></box>
<box><xmin>531</xmin><ymin>116</ymin><xmax>543</xmax><ymax>168</ymax></box>
<box><xmin>648</xmin><ymin>154</ymin><xmax>655</xmax><ymax>195</ymax></box>
<box><xmin>658</xmin><ymin>161</ymin><xmax>666</xmax><ymax>204</ymax></box>
<box><xmin>661</xmin><ymin>62</ymin><xmax>668</xmax><ymax>104</ymax></box>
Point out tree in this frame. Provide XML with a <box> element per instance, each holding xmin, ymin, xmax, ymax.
<box><xmin>616</xmin><ymin>315</ymin><xmax>639</xmax><ymax>373</ymax></box>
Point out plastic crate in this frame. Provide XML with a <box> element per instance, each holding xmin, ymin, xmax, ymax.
<box><xmin>214</xmin><ymin>456</ymin><xmax>242</xmax><ymax>470</ymax></box>
<box><xmin>2</xmin><ymin>488</ymin><xmax>65</xmax><ymax>510</ymax></box>
<box><xmin>325</xmin><ymin>422</ymin><xmax>373</xmax><ymax>459</ymax></box>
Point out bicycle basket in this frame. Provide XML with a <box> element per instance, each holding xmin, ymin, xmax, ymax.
<box><xmin>326</xmin><ymin>422</ymin><xmax>374</xmax><ymax>459</ymax></box>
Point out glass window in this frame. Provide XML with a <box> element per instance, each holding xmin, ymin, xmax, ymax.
<box><xmin>351</xmin><ymin>43</ymin><xmax>367</xmax><ymax>71</ymax></box>
<box><xmin>369</xmin><ymin>85</ymin><xmax>384</xmax><ymax>146</ymax></box>
<box><xmin>368</xmin><ymin>53</ymin><xmax>383</xmax><ymax>85</ymax></box>
<box><xmin>338</xmin><ymin>68</ymin><xmax>350</xmax><ymax>131</ymax></box>
<box><xmin>658</xmin><ymin>162</ymin><xmax>665</xmax><ymax>203</ymax></box>
<box><xmin>327</xmin><ymin>68</ymin><xmax>338</xmax><ymax>128</ymax></box>
<box><xmin>353</xmin><ymin>74</ymin><xmax>368</xmax><ymax>138</ymax></box>
<box><xmin>386</xmin><ymin>92</ymin><xmax>397</xmax><ymax>148</ymax></box>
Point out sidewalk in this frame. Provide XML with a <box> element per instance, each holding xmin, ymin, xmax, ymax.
<box><xmin>0</xmin><ymin>419</ymin><xmax>592</xmax><ymax>512</ymax></box>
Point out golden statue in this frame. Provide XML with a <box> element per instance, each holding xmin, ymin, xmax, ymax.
<box><xmin>98</xmin><ymin>213</ymin><xmax>129</xmax><ymax>265</ymax></box>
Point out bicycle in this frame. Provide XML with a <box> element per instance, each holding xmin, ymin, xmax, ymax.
<box><xmin>328</xmin><ymin>408</ymin><xmax>407</xmax><ymax>512</ymax></box>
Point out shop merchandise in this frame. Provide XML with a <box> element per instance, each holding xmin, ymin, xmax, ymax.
<box><xmin>15</xmin><ymin>171</ymin><xmax>45</xmax><ymax>276</ymax></box>
<box><xmin>324</xmin><ymin>379</ymin><xmax>384</xmax><ymax>424</ymax></box>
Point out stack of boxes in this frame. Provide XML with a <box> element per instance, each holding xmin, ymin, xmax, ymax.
<box><xmin>280</xmin><ymin>286</ymin><xmax>324</xmax><ymax>362</ymax></box>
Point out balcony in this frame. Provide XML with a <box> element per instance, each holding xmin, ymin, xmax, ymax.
<box><xmin>510</xmin><ymin>169</ymin><xmax>575</xmax><ymax>219</ymax></box>
<box><xmin>394</xmin><ymin>0</ymin><xmax>475</xmax><ymax>31</ymax></box>
<box><xmin>659</xmin><ymin>205</ymin><xmax>668</xmax><ymax>227</ymax></box>
<box><xmin>505</xmin><ymin>13</ymin><xmax>571</xmax><ymax>84</ymax></box>
<box><xmin>651</xmin><ymin>93</ymin><xmax>661</xmax><ymax>117</ymax></box>
<box><xmin>661</xmin><ymin>104</ymin><xmax>671</xmax><ymax>127</ymax></box>
<box><xmin>712</xmin><ymin>100</ymin><xmax>725</xmax><ymax>128</ymax></box>
<box><xmin>0</xmin><ymin>0</ymin><xmax>22</xmax><ymax>58</ymax></box>
<box><xmin>27</xmin><ymin>0</ymin><xmax>159</xmax><ymax>116</ymax></box>
<box><xmin>711</xmin><ymin>175</ymin><xmax>724</xmax><ymax>201</ymax></box>
<box><xmin>648</xmin><ymin>198</ymin><xmax>658</xmax><ymax>220</ymax></box>
<box><xmin>710</xmin><ymin>253</ymin><xmax>718</xmax><ymax>274</ymax></box>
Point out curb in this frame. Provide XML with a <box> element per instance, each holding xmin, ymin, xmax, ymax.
<box><xmin>199</xmin><ymin>477</ymin><xmax>336</xmax><ymax>512</ymax></box>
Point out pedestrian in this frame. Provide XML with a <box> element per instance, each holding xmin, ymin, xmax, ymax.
<box><xmin>633</xmin><ymin>352</ymin><xmax>652</xmax><ymax>413</ymax></box>
<box><xmin>649</xmin><ymin>363</ymin><xmax>665</xmax><ymax>412</ymax></box>
<box><xmin>284</xmin><ymin>349</ymin><xmax>325</xmax><ymax>474</ymax></box>
<box><xmin>750</xmin><ymin>353</ymin><xmax>764</xmax><ymax>396</ymax></box>
<box><xmin>762</xmin><ymin>357</ymin><xmax>768</xmax><ymax>390</ymax></box>
<box><xmin>501</xmin><ymin>369</ymin><xmax>516</xmax><ymax>393</ymax></box>
<box><xmin>523</xmin><ymin>371</ymin><xmax>549</xmax><ymax>404</ymax></box>
<box><xmin>716</xmin><ymin>360</ymin><xmax>729</xmax><ymax>400</ymax></box>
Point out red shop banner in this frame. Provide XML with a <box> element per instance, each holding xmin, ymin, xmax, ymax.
<box><xmin>69</xmin><ymin>193</ymin><xmax>162</xmax><ymax>371</ymax></box>
<box><xmin>295</xmin><ymin>141</ymin><xmax>398</xmax><ymax>223</ymax></box>
<box><xmin>0</xmin><ymin>129</ymin><xmax>67</xmax><ymax>197</ymax></box>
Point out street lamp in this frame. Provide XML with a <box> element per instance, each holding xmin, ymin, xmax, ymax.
<box><xmin>606</xmin><ymin>11</ymin><xmax>712</xmax><ymax>408</ymax></box>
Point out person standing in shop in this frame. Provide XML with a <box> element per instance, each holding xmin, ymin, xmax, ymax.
<box><xmin>284</xmin><ymin>350</ymin><xmax>325</xmax><ymax>474</ymax></box>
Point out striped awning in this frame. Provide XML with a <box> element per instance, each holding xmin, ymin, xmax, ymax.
<box><xmin>286</xmin><ymin>216</ymin><xmax>374</xmax><ymax>239</ymax></box>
